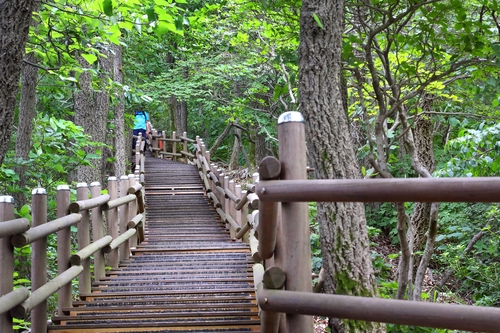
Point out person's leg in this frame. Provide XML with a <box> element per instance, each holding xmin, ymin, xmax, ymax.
<box><xmin>133</xmin><ymin>129</ymin><xmax>140</xmax><ymax>149</ymax></box>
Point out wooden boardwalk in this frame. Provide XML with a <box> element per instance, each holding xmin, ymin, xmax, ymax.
<box><xmin>48</xmin><ymin>156</ymin><xmax>260</xmax><ymax>333</ymax></box>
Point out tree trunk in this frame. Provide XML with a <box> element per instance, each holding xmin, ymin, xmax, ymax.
<box><xmin>299</xmin><ymin>1</ymin><xmax>384</xmax><ymax>332</ymax></box>
<box><xmin>254</xmin><ymin>124</ymin><xmax>269</xmax><ymax>167</ymax></box>
<box><xmin>229</xmin><ymin>125</ymin><xmax>241</xmax><ymax>170</ymax></box>
<box><xmin>73</xmin><ymin>51</ymin><xmax>110</xmax><ymax>185</ymax></box>
<box><xmin>176</xmin><ymin>100</ymin><xmax>188</xmax><ymax>134</ymax></box>
<box><xmin>168</xmin><ymin>95</ymin><xmax>177</xmax><ymax>135</ymax></box>
<box><xmin>14</xmin><ymin>51</ymin><xmax>38</xmax><ymax>207</ymax></box>
<box><xmin>409</xmin><ymin>108</ymin><xmax>436</xmax><ymax>253</ymax></box>
<box><xmin>96</xmin><ymin>50</ymin><xmax>112</xmax><ymax>183</ymax></box>
<box><xmin>112</xmin><ymin>44</ymin><xmax>127</xmax><ymax>178</ymax></box>
<box><xmin>0</xmin><ymin>0</ymin><xmax>37</xmax><ymax>166</ymax></box>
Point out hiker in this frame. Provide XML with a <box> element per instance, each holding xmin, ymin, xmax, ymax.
<box><xmin>132</xmin><ymin>106</ymin><xmax>151</xmax><ymax>150</ymax></box>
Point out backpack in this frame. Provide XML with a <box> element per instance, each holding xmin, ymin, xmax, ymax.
<box><xmin>134</xmin><ymin>110</ymin><xmax>146</xmax><ymax>118</ymax></box>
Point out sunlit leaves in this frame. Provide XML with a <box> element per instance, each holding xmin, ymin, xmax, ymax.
<box><xmin>81</xmin><ymin>53</ymin><xmax>98</xmax><ymax>65</ymax></box>
<box><xmin>102</xmin><ymin>0</ymin><xmax>113</xmax><ymax>16</ymax></box>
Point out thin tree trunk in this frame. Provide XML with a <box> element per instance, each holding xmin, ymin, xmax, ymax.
<box><xmin>299</xmin><ymin>1</ymin><xmax>384</xmax><ymax>332</ymax></box>
<box><xmin>412</xmin><ymin>202</ymin><xmax>440</xmax><ymax>300</ymax></box>
<box><xmin>112</xmin><ymin>44</ymin><xmax>127</xmax><ymax>178</ymax></box>
<box><xmin>396</xmin><ymin>202</ymin><xmax>412</xmax><ymax>300</ymax></box>
<box><xmin>229</xmin><ymin>126</ymin><xmax>241</xmax><ymax>170</ymax></box>
<box><xmin>209</xmin><ymin>122</ymin><xmax>232</xmax><ymax>154</ymax></box>
<box><xmin>254</xmin><ymin>124</ymin><xmax>269</xmax><ymax>167</ymax></box>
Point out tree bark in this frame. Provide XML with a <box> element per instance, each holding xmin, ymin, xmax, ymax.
<box><xmin>254</xmin><ymin>124</ymin><xmax>269</xmax><ymax>167</ymax></box>
<box><xmin>112</xmin><ymin>44</ymin><xmax>127</xmax><ymax>178</ymax></box>
<box><xmin>73</xmin><ymin>51</ymin><xmax>110</xmax><ymax>185</ymax></box>
<box><xmin>229</xmin><ymin>125</ymin><xmax>241</xmax><ymax>170</ymax></box>
<box><xmin>299</xmin><ymin>1</ymin><xmax>384</xmax><ymax>332</ymax></box>
<box><xmin>0</xmin><ymin>0</ymin><xmax>37</xmax><ymax>166</ymax></box>
<box><xmin>14</xmin><ymin>51</ymin><xmax>38</xmax><ymax>207</ymax></box>
<box><xmin>13</xmin><ymin>1</ymin><xmax>41</xmax><ymax>207</ymax></box>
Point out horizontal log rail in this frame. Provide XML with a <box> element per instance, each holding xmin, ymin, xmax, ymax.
<box><xmin>103</xmin><ymin>194</ymin><xmax>136</xmax><ymax>211</ymax></box>
<box><xmin>257</xmin><ymin>288</ymin><xmax>500</xmax><ymax>332</ymax></box>
<box><xmin>69</xmin><ymin>194</ymin><xmax>111</xmax><ymax>213</ymax></box>
<box><xmin>69</xmin><ymin>236</ymin><xmax>114</xmax><ymax>266</ymax></box>
<box><xmin>256</xmin><ymin>178</ymin><xmax>500</xmax><ymax>203</ymax></box>
<box><xmin>0</xmin><ymin>218</ymin><xmax>30</xmax><ymax>238</ymax></box>
<box><xmin>103</xmin><ymin>228</ymin><xmax>137</xmax><ymax>253</ymax></box>
<box><xmin>0</xmin><ymin>288</ymin><xmax>30</xmax><ymax>315</ymax></box>
<box><xmin>12</xmin><ymin>266</ymin><xmax>84</xmax><ymax>319</ymax></box>
<box><xmin>11</xmin><ymin>213</ymin><xmax>82</xmax><ymax>247</ymax></box>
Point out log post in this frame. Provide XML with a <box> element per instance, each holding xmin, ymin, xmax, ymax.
<box><xmin>107</xmin><ymin>177</ymin><xmax>119</xmax><ymax>268</ymax></box>
<box><xmin>276</xmin><ymin>111</ymin><xmax>312</xmax><ymax>333</ymax></box>
<box><xmin>258</xmin><ymin>156</ymin><xmax>281</xmax><ymax>260</ymax></box>
<box><xmin>31</xmin><ymin>188</ymin><xmax>47</xmax><ymax>333</ymax></box>
<box><xmin>183</xmin><ymin>131</ymin><xmax>188</xmax><ymax>162</ymax></box>
<box><xmin>153</xmin><ymin>129</ymin><xmax>159</xmax><ymax>158</ymax></box>
<box><xmin>229</xmin><ymin>180</ymin><xmax>237</xmax><ymax>238</ymax></box>
<box><xmin>162</xmin><ymin>131</ymin><xmax>167</xmax><ymax>158</ymax></box>
<box><xmin>119</xmin><ymin>176</ymin><xmax>130</xmax><ymax>261</ymax></box>
<box><xmin>224</xmin><ymin>176</ymin><xmax>230</xmax><ymax>232</ymax></box>
<box><xmin>90</xmin><ymin>182</ymin><xmax>106</xmax><ymax>281</ymax></box>
<box><xmin>128</xmin><ymin>174</ymin><xmax>138</xmax><ymax>249</ymax></box>
<box><xmin>0</xmin><ymin>196</ymin><xmax>15</xmax><ymax>333</ymax></box>
<box><xmin>172</xmin><ymin>131</ymin><xmax>177</xmax><ymax>161</ymax></box>
<box><xmin>56</xmin><ymin>185</ymin><xmax>71</xmax><ymax>315</ymax></box>
<box><xmin>76</xmin><ymin>183</ymin><xmax>91</xmax><ymax>296</ymax></box>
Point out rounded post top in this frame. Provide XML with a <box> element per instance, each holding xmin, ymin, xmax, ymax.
<box><xmin>90</xmin><ymin>182</ymin><xmax>101</xmax><ymax>187</ymax></box>
<box><xmin>32</xmin><ymin>188</ymin><xmax>47</xmax><ymax>195</ymax></box>
<box><xmin>57</xmin><ymin>185</ymin><xmax>70</xmax><ymax>191</ymax></box>
<box><xmin>76</xmin><ymin>182</ymin><xmax>88</xmax><ymax>188</ymax></box>
<box><xmin>120</xmin><ymin>175</ymin><xmax>129</xmax><ymax>180</ymax></box>
<box><xmin>108</xmin><ymin>176</ymin><xmax>118</xmax><ymax>181</ymax></box>
<box><xmin>278</xmin><ymin>111</ymin><xmax>304</xmax><ymax>124</ymax></box>
<box><xmin>0</xmin><ymin>195</ymin><xmax>14</xmax><ymax>203</ymax></box>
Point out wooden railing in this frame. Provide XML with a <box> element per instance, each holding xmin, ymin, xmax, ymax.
<box><xmin>0</xmin><ymin>159</ymin><xmax>147</xmax><ymax>333</ymax></box>
<box><xmin>152</xmin><ymin>114</ymin><xmax>500</xmax><ymax>333</ymax></box>
<box><xmin>5</xmin><ymin>116</ymin><xmax>500</xmax><ymax>333</ymax></box>
<box><xmin>251</xmin><ymin>112</ymin><xmax>500</xmax><ymax>333</ymax></box>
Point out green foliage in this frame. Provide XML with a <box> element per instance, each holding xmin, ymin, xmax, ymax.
<box><xmin>437</xmin><ymin>121</ymin><xmax>500</xmax><ymax>177</ymax></box>
<box><xmin>309</xmin><ymin>202</ymin><xmax>321</xmax><ymax>273</ymax></box>
<box><xmin>3</xmin><ymin>115</ymin><xmax>104</xmax><ymax>193</ymax></box>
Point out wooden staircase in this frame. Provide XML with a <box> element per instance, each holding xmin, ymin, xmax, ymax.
<box><xmin>48</xmin><ymin>157</ymin><xmax>260</xmax><ymax>333</ymax></box>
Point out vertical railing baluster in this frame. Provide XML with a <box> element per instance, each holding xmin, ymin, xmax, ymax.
<box><xmin>76</xmin><ymin>183</ymin><xmax>91</xmax><ymax>295</ymax></box>
<box><xmin>119</xmin><ymin>176</ymin><xmax>130</xmax><ymax>261</ymax></box>
<box><xmin>0</xmin><ymin>196</ymin><xmax>15</xmax><ymax>333</ymax></box>
<box><xmin>276</xmin><ymin>112</ymin><xmax>313</xmax><ymax>333</ymax></box>
<box><xmin>107</xmin><ymin>177</ymin><xmax>119</xmax><ymax>268</ymax></box>
<box><xmin>172</xmin><ymin>131</ymin><xmax>177</xmax><ymax>161</ymax></box>
<box><xmin>90</xmin><ymin>182</ymin><xmax>105</xmax><ymax>281</ymax></box>
<box><xmin>183</xmin><ymin>131</ymin><xmax>188</xmax><ymax>162</ymax></box>
<box><xmin>56</xmin><ymin>185</ymin><xmax>71</xmax><ymax>315</ymax></box>
<box><xmin>128</xmin><ymin>174</ymin><xmax>138</xmax><ymax>249</ymax></box>
<box><xmin>229</xmin><ymin>180</ymin><xmax>236</xmax><ymax>238</ymax></box>
<box><xmin>31</xmin><ymin>188</ymin><xmax>47</xmax><ymax>333</ymax></box>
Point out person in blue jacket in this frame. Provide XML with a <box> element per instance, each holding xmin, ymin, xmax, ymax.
<box><xmin>132</xmin><ymin>106</ymin><xmax>151</xmax><ymax>149</ymax></box>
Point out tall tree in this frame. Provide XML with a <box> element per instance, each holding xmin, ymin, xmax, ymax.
<box><xmin>0</xmin><ymin>0</ymin><xmax>37</xmax><ymax>166</ymax></box>
<box><xmin>299</xmin><ymin>0</ymin><xmax>384</xmax><ymax>332</ymax></box>
<box><xmin>112</xmin><ymin>44</ymin><xmax>127</xmax><ymax>178</ymax></box>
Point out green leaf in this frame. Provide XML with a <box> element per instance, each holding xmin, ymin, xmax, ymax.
<box><xmin>492</xmin><ymin>98</ymin><xmax>499</xmax><ymax>107</ymax></box>
<box><xmin>81</xmin><ymin>53</ymin><xmax>98</xmax><ymax>65</ymax></box>
<box><xmin>312</xmin><ymin>13</ymin><xmax>324</xmax><ymax>30</ymax></box>
<box><xmin>134</xmin><ymin>17</ymin><xmax>142</xmax><ymax>34</ymax></box>
<box><xmin>102</xmin><ymin>0</ymin><xmax>113</xmax><ymax>16</ymax></box>
<box><xmin>146</xmin><ymin>7</ymin><xmax>156</xmax><ymax>22</ymax></box>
